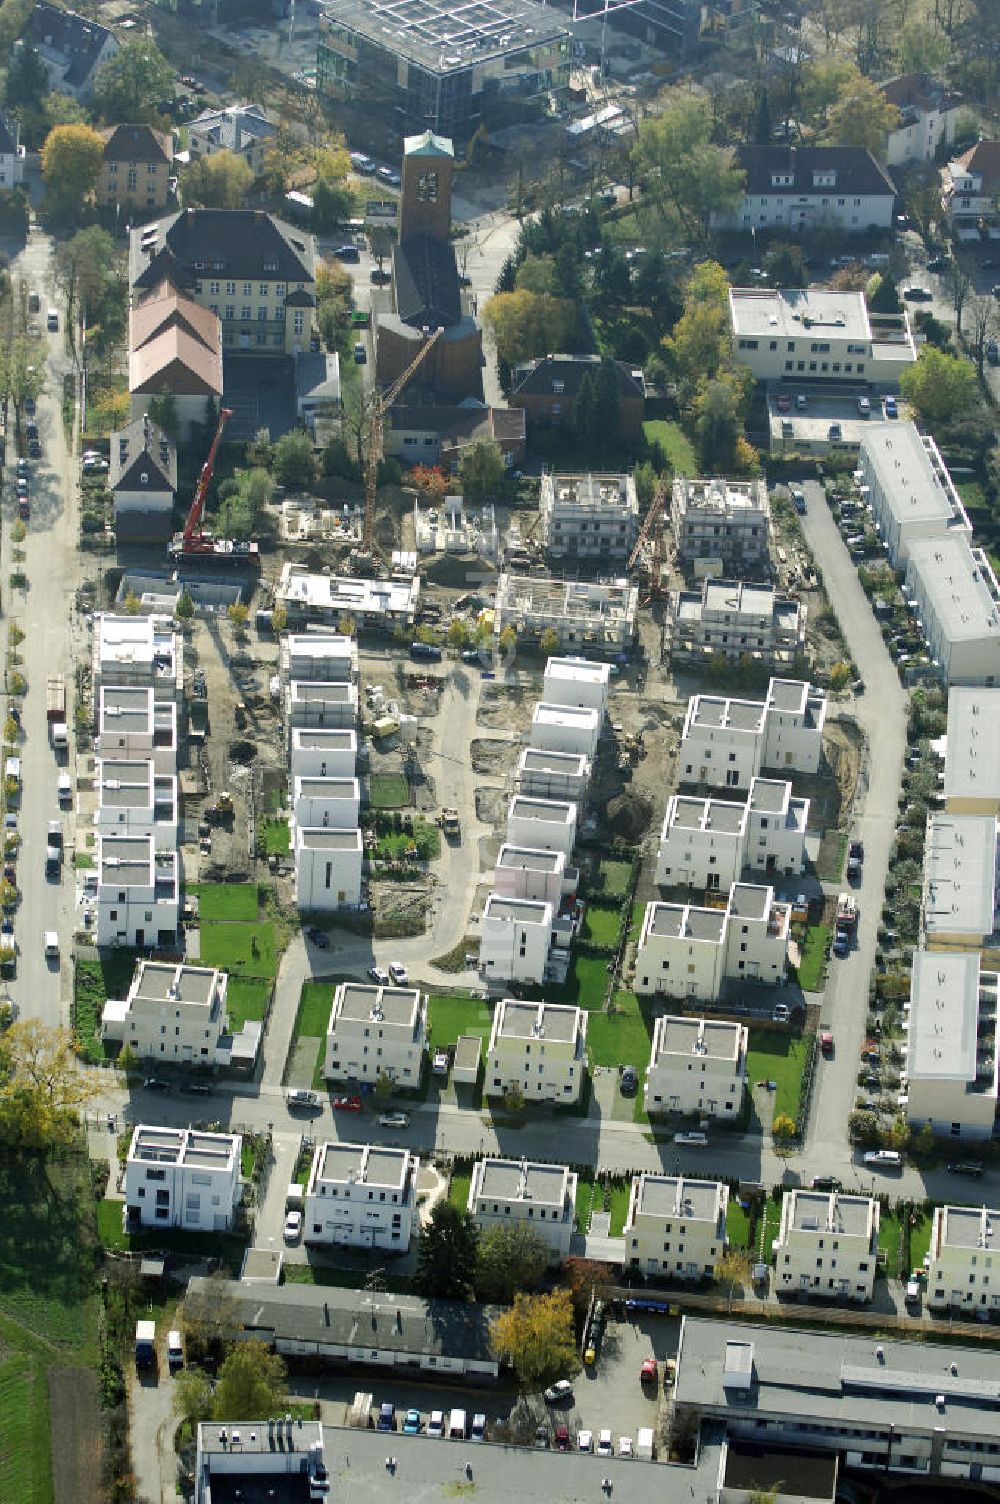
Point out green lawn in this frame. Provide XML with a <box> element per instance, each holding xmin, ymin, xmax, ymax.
<box><xmin>588</xmin><ymin>858</ymin><xmax>633</xmax><ymax>900</ymax></box>
<box><xmin>580</xmin><ymin>903</ymin><xmax>623</xmax><ymax>949</ymax></box>
<box><xmin>199</xmin><ymin>919</ymin><xmax>277</xmax><ymax>977</ymax></box>
<box><xmin>448</xmin><ymin>1169</ymin><xmax>472</xmax><ymax>1211</ymax></box>
<box><xmin>726</xmin><ymin>1199</ymin><xmax>752</xmax><ymax>1251</ymax></box>
<box><xmin>795</xmin><ymin>924</ymin><xmax>829</xmax><ymax>992</ymax></box>
<box><xmin>376</xmin><ymin>819</ymin><xmax>440</xmax><ymax>860</ymax></box>
<box><xmin>73</xmin><ymin>950</ymin><xmax>139</xmax><ymax>1062</ymax></box>
<box><xmin>908</xmin><ymin>1210</ymin><xmax>933</xmax><ymax>1276</ymax></box>
<box><xmin>96</xmin><ymin>1199</ymin><xmax>245</xmax><ymax>1268</ymax></box>
<box><xmin>761</xmin><ymin>1199</ymin><xmax>782</xmax><ymax>1261</ymax></box>
<box><xmin>627</xmin><ymin>901</ymin><xmax>645</xmax><ymax>943</ymax></box>
<box><xmin>573</xmin><ymin>1175</ymin><xmax>631</xmax><ymax>1237</ymax></box>
<box><xmin>643</xmin><ymin>419</ymin><xmax>697</xmax><ymax>472</ymax></box>
<box><xmin>536</xmin><ymin>954</ymin><xmax>610</xmax><ymax>1011</ymax></box>
<box><xmin>226</xmin><ymin>978</ymin><xmax>271</xmax><ymax>1029</ymax></box>
<box><xmin>745</xmin><ymin>1029</ymin><xmax>811</xmax><ymax>1123</ymax></box>
<box><xmin>189</xmin><ymin>882</ymin><xmax>260</xmax><ymax>921</ymax></box>
<box><xmin>283</xmin><ymin>1263</ymin><xmax>413</xmax><ymax>1292</ymax></box>
<box><xmin>368</xmin><ymin>773</ymin><xmax>409</xmax><ymax>810</ymax></box>
<box><xmin>428</xmin><ymin>991</ymin><xmax>494</xmax><ymax>1049</ymax></box>
<box><xmin>879</xmin><ymin>1209</ymin><xmax>905</xmax><ymax>1279</ymax></box>
<box><xmin>0</xmin><ymin>1314</ymin><xmax>53</xmax><ymax>1504</ymax></box>
<box><xmin>586</xmin><ymin>990</ymin><xmax>652</xmax><ymax>1069</ymax></box>
<box><xmin>295</xmin><ymin>981</ymin><xmax>334</xmax><ymax>1040</ymax></box>
<box><xmin>260</xmin><ymin>817</ymin><xmax>290</xmax><ymax>857</ymax></box>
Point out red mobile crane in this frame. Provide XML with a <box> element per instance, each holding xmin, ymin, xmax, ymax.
<box><xmin>168</xmin><ymin>407</ymin><xmax>259</xmax><ymax>564</ymax></box>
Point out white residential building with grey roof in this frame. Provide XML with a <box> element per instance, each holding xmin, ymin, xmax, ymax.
<box><xmin>858</xmin><ymin>422</ymin><xmax>971</xmax><ymax>568</ymax></box>
<box><xmin>643</xmin><ymin>1015</ymin><xmax>748</xmax><ymax>1117</ymax></box>
<box><xmin>485</xmin><ymin>998</ymin><xmax>586</xmax><ymax>1103</ymax></box>
<box><xmin>624</xmin><ymin>1174</ymin><xmax>729</xmax><ymax>1279</ymax></box>
<box><xmin>324</xmin><ymin>981</ymin><xmax>426</xmax><ymax>1086</ymax></box>
<box><xmin>101</xmin><ymin>959</ymin><xmax>228</xmax><ymax>1063</ymax></box>
<box><xmin>289</xmin><ymin>727</ymin><xmax>358</xmax><ymax>780</ymax></box>
<box><xmin>669</xmin><ymin>579</ymin><xmax>806</xmax><ymax>668</ymax></box>
<box><xmin>125</xmin><ymin>1125</ymin><xmax>241</xmax><ymax>1232</ymax></box>
<box><xmin>656</xmin><ymin>778</ymin><xmax>807</xmax><ymax>892</ymax></box>
<box><xmin>294</xmin><ymin>826</ymin><xmax>363</xmax><ymax>911</ymax></box>
<box><xmin>542</xmin><ymin>656</ymin><xmax>611</xmax><ymax>715</ymax></box>
<box><xmin>529</xmin><ymin>701</ymin><xmax>601</xmax><ymax>760</ymax></box>
<box><xmin>903</xmin><ymin>950</ymin><xmax>999</xmax><ymax>1140</ymax></box>
<box><xmin>93</xmin><ymin>613</ymin><xmax>183</xmax><ymax>705</ymax></box>
<box><xmin>921</xmin><ymin>812</ymin><xmax>998</xmax><ymax>950</ymax></box>
<box><xmin>927</xmin><ymin>1204</ymin><xmax>1000</xmax><ymax>1313</ymax></box>
<box><xmin>94</xmin><ymin>757</ymin><xmax>177</xmax><ymax>850</ymax></box>
<box><xmin>287</xmin><ymin>679</ymin><xmax>359</xmax><ymax>730</ymax></box>
<box><xmin>292</xmin><ymin>775</ymin><xmax>360</xmax><ymax>830</ymax></box>
<box><xmin>480</xmin><ymin>894</ymin><xmax>568</xmax><ymax>986</ymax></box>
<box><xmin>468</xmin><ymin>1158</ymin><xmax>577</xmax><ymax>1261</ymax></box>
<box><xmin>944</xmin><ymin>686</ymin><xmax>1000</xmax><ymax>815</ymax></box>
<box><xmin>680</xmin><ymin>678</ymin><xmax>826</xmax><ymax>791</ymax></box>
<box><xmin>516</xmin><ymin>746</ymin><xmax>591</xmax><ymax>801</ymax></box>
<box><xmin>671</xmin><ymin>475</ymin><xmax>770</xmax><ymax>571</ymax></box>
<box><xmin>635</xmin><ymin>882</ymin><xmax>790</xmax><ymax>1000</ymax></box>
<box><xmin>97</xmin><ymin>686</ymin><xmax>177</xmax><ymax>774</ymax></box>
<box><xmin>493</xmin><ymin>845</ymin><xmax>569</xmax><ymax>906</ymax></box>
<box><xmin>304</xmin><ymin>1141</ymin><xmax>419</xmax><ymax>1250</ymax></box>
<box><xmin>96</xmin><ymin>833</ymin><xmax>178</xmax><ymax>948</ymax></box>
<box><xmin>506</xmin><ymin>794</ymin><xmax>577</xmax><ymax>858</ymax></box>
<box><xmin>281</xmin><ymin>632</ymin><xmax>358</xmax><ymax>684</ymax></box>
<box><xmin>773</xmin><ymin>1190</ymin><xmax>879</xmax><ymax>1302</ymax></box>
<box><xmin>904</xmin><ymin>535</ymin><xmax>1000</xmax><ymax>687</ymax></box>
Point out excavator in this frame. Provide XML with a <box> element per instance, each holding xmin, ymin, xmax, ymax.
<box><xmin>168</xmin><ymin>407</ymin><xmax>260</xmax><ymax>565</ymax></box>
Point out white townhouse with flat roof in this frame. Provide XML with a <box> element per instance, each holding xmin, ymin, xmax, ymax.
<box><xmin>643</xmin><ymin>1015</ymin><xmax>747</xmax><ymax>1117</ymax></box>
<box><xmin>97</xmin><ymin>686</ymin><xmax>177</xmax><ymax>774</ymax></box>
<box><xmin>96</xmin><ymin>833</ymin><xmax>178</xmax><ymax>948</ymax></box>
<box><xmin>286</xmin><ymin>679</ymin><xmax>358</xmax><ymax>730</ymax></box>
<box><xmin>93</xmin><ymin>613</ymin><xmax>183</xmax><ymax>704</ymax></box>
<box><xmin>903</xmin><ymin>949</ymin><xmax>999</xmax><ymax>1140</ymax></box>
<box><xmin>904</xmin><ymin>536</ymin><xmax>1000</xmax><ymax>688</ymax></box>
<box><xmin>921</xmin><ymin>812</ymin><xmax>998</xmax><ymax>951</ymax></box>
<box><xmin>485</xmin><ymin>998</ymin><xmax>586</xmax><ymax>1104</ymax></box>
<box><xmin>289</xmin><ymin>727</ymin><xmax>358</xmax><ymax>780</ymax></box>
<box><xmin>927</xmin><ymin>1204</ymin><xmax>1000</xmax><ymax>1314</ymax></box>
<box><xmin>304</xmin><ymin>1141</ymin><xmax>419</xmax><ymax>1251</ymax></box>
<box><xmin>669</xmin><ymin>579</ymin><xmax>806</xmax><ymax>669</ymax></box>
<box><xmin>292</xmin><ymin>775</ymin><xmax>360</xmax><ymax>830</ymax></box>
<box><xmin>529</xmin><ymin>701</ymin><xmax>601</xmax><ymax>760</ymax></box>
<box><xmin>857</xmin><ymin>423</ymin><xmax>971</xmax><ymax>568</ymax></box>
<box><xmin>680</xmin><ymin>694</ymin><xmax>768</xmax><ymax>791</ymax></box>
<box><xmin>728</xmin><ymin>288</ymin><xmax>917</xmax><ymax>389</ymax></box>
<box><xmin>294</xmin><ymin>826</ymin><xmax>363</xmax><ymax>911</ymax></box>
<box><xmin>94</xmin><ymin>757</ymin><xmax>177</xmax><ymax>851</ymax></box>
<box><xmin>506</xmin><ymin>794</ymin><xmax>577</xmax><ymax>858</ymax></box>
<box><xmin>944</xmin><ymin>687</ymin><xmax>1000</xmax><ymax>815</ymax></box>
<box><xmin>101</xmin><ymin>959</ymin><xmax>228</xmax><ymax>1063</ymax></box>
<box><xmin>635</xmin><ymin>882</ymin><xmax>790</xmax><ymax>1000</ymax></box>
<box><xmin>125</xmin><ymin>1125</ymin><xmax>241</xmax><ymax>1232</ymax></box>
<box><xmin>745</xmin><ymin>777</ymin><xmax>809</xmax><ymax>876</ymax></box>
<box><xmin>624</xmin><ymin>1174</ymin><xmax>729</xmax><ymax>1279</ymax></box>
<box><xmin>539</xmin><ymin>471</ymin><xmax>640</xmax><ymax>563</ymax></box>
<box><xmin>480</xmin><ymin>894</ymin><xmax>568</xmax><ymax>986</ymax></box>
<box><xmin>468</xmin><ymin>1157</ymin><xmax>577</xmax><ymax>1261</ymax></box>
<box><xmin>542</xmin><ymin>656</ymin><xmax>611</xmax><ymax>715</ymax></box>
<box><xmin>324</xmin><ymin>981</ymin><xmax>426</xmax><ymax>1086</ymax></box>
<box><xmin>656</xmin><ymin>778</ymin><xmax>807</xmax><ymax>891</ymax></box>
<box><xmin>494</xmin><ymin>845</ymin><xmax>569</xmax><ymax>906</ymax></box>
<box><xmin>762</xmin><ymin>677</ymin><xmax>827</xmax><ymax>773</ymax></box>
<box><xmin>281</xmin><ymin>631</ymin><xmax>358</xmax><ymax>684</ymax></box>
<box><xmin>773</xmin><ymin>1190</ymin><xmax>879</xmax><ymax>1302</ymax></box>
<box><xmin>516</xmin><ymin>746</ymin><xmax>591</xmax><ymax>802</ymax></box>
<box><xmin>671</xmin><ymin>475</ymin><xmax>770</xmax><ymax>572</ymax></box>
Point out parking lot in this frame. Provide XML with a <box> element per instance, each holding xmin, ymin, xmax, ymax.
<box><xmin>768</xmin><ymin>390</ymin><xmax>903</xmax><ymax>453</ymax></box>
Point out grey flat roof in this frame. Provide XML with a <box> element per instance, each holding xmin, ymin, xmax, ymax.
<box><xmin>131</xmin><ymin>1125</ymin><xmax>236</xmax><ymax>1169</ymax></box>
<box><xmin>518</xmin><ymin>747</ymin><xmax>588</xmax><ymax>773</ymax></box>
<box><xmin>689</xmin><ymin>696</ymin><xmax>766</xmax><ymax>733</ymax></box>
<box><xmin>485</xmin><ymin>895</ymin><xmax>550</xmax><ymax>924</ymax></box>
<box><xmin>923</xmin><ymin>812</ymin><xmax>997</xmax><ymax>938</ymax></box>
<box><xmin>496</xmin><ymin>999</ymin><xmax>579</xmax><ymax>1043</ymax></box>
<box><xmin>655</xmin><ymin>1015</ymin><xmax>743</xmax><ymax>1061</ymax></box>
<box><xmin>132</xmin><ymin>959</ymin><xmax>217</xmax><ymax>1006</ymax></box>
<box><xmin>647</xmin><ymin>902</ymin><xmax>726</xmax><ymax>943</ymax></box>
<box><xmin>786</xmin><ymin>1190</ymin><xmax>873</xmax><ymax>1240</ymax></box>
<box><xmin>861</xmin><ymin>422</ymin><xmax>964</xmax><ymax>527</ymax></box>
<box><xmin>766</xmin><ymin>678</ymin><xmax>811</xmax><ymax>714</ymax></box>
<box><xmin>474</xmin><ymin>1158</ymin><xmax>568</xmax><ymax>1208</ymax></box>
<box><xmin>908</xmin><ymin>536</ymin><xmax>1000</xmax><ymax>644</ymax></box>
<box><xmin>313</xmin><ymin>1140</ymin><xmax>411</xmax><ymax>1189</ymax></box>
<box><xmin>508</xmin><ymin>795</ymin><xmax>575</xmax><ymax>823</ymax></box>
<box><xmin>633</xmin><ymin>1173</ymin><xmax>724</xmax><ymax>1225</ymax></box>
<box><xmin>293</xmin><ymin>728</ymin><xmax>357</xmax><ymax>748</ymax></box>
<box><xmin>944</xmin><ymin>687</ymin><xmax>1000</xmax><ymax>804</ymax></box>
<box><xmin>496</xmin><ymin>844</ymin><xmax>563</xmax><ymax>873</ymax></box>
<box><xmin>937</xmin><ymin>1204</ymin><xmax>1000</xmax><ymax>1253</ymax></box>
<box><xmin>749</xmin><ymin>778</ymin><xmax>790</xmax><ymax>815</ymax></box>
<box><xmin>730</xmin><ymin>287</ymin><xmax>872</xmax><ymax>342</ymax></box>
<box><xmin>668</xmin><ymin>795</ymin><xmax>746</xmax><ymax>835</ymax></box>
<box><xmin>333</xmin><ymin>981</ymin><xmax>421</xmax><ymax>1027</ymax></box>
<box><xmin>295</xmin><ymin>777</ymin><xmax>358</xmax><ymax>798</ymax></box>
<box><xmin>297</xmin><ymin>828</ymin><xmax>363</xmax><ymax>851</ymax></box>
<box><xmin>907</xmin><ymin>948</ymin><xmax>984</xmax><ymax>1081</ymax></box>
<box><xmin>322</xmin><ymin>0</ymin><xmax>570</xmax><ymax>75</ymax></box>
<box><xmin>729</xmin><ymin>884</ymin><xmax>771</xmax><ymax>920</ymax></box>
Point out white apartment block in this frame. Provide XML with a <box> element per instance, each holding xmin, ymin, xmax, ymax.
<box><xmin>125</xmin><ymin>1125</ymin><xmax>241</xmax><ymax>1232</ymax></box>
<box><xmin>624</xmin><ymin>1174</ymin><xmax>729</xmax><ymax>1280</ymax></box>
<box><xmin>101</xmin><ymin>959</ymin><xmax>228</xmax><ymax>1063</ymax></box>
<box><xmin>761</xmin><ymin>678</ymin><xmax>827</xmax><ymax>774</ymax></box>
<box><xmin>294</xmin><ymin>826</ymin><xmax>363</xmax><ymax>910</ymax></box>
<box><xmin>292</xmin><ymin>775</ymin><xmax>360</xmax><ymax>830</ymax></box>
<box><xmin>93</xmin><ymin>613</ymin><xmax>183</xmax><ymax>704</ymax></box>
<box><xmin>904</xmin><ymin>950</ymin><xmax>999</xmax><ymax>1140</ymax></box>
<box><xmin>715</xmin><ymin>145</ymin><xmax>896</xmax><ymax>234</ymax></box>
<box><xmin>671</xmin><ymin>475</ymin><xmax>770</xmax><ymax>571</ymax></box>
<box><xmin>542</xmin><ymin>656</ymin><xmax>611</xmax><ymax>715</ymax></box>
<box><xmin>529</xmin><ymin>702</ymin><xmax>601</xmax><ymax>760</ymax></box>
<box><xmin>745</xmin><ymin>777</ymin><xmax>809</xmax><ymax>877</ymax></box>
<box><xmin>96</xmin><ymin>833</ymin><xmax>178</xmax><ymax>948</ymax></box>
<box><xmin>97</xmin><ymin>686</ymin><xmax>177</xmax><ymax>774</ymax></box>
<box><xmin>277</xmin><ymin>563</ymin><xmax>421</xmax><ymax>632</ymax></box>
<box><xmin>539</xmin><ymin>471</ymin><xmax>640</xmax><ymax>562</ymax></box>
<box><xmin>324</xmin><ymin>981</ymin><xmax>426</xmax><ymax>1086</ymax></box>
<box><xmin>304</xmin><ymin>1141</ymin><xmax>418</xmax><ymax>1251</ymax></box>
<box><xmin>927</xmin><ymin>1204</ymin><xmax>1000</xmax><ymax>1314</ymax></box>
<box><xmin>480</xmin><ymin>894</ymin><xmax>561</xmax><ymax>986</ymax></box>
<box><xmin>485</xmin><ymin>998</ymin><xmax>587</xmax><ymax>1104</ymax></box>
<box><xmin>506</xmin><ymin>794</ymin><xmax>577</xmax><ymax>859</ymax></box>
<box><xmin>656</xmin><ymin>778</ymin><xmax>810</xmax><ymax>891</ymax></box>
<box><xmin>494</xmin><ymin>572</ymin><xmax>639</xmax><ymax>653</ymax></box>
<box><xmin>467</xmin><ymin>1158</ymin><xmax>577</xmax><ymax>1262</ymax></box>
<box><xmin>494</xmin><ymin>845</ymin><xmax>569</xmax><ymax>906</ymax></box>
<box><xmin>670</xmin><ymin>579</ymin><xmax>806</xmax><ymax>668</ymax></box>
<box><xmin>728</xmin><ymin>287</ymin><xmax>917</xmax><ymax>388</ymax></box>
<box><xmin>94</xmin><ymin>757</ymin><xmax>177</xmax><ymax>850</ymax></box>
<box><xmin>857</xmin><ymin>423</ymin><xmax>971</xmax><ymax>568</ymax></box>
<box><xmin>635</xmin><ymin>882</ymin><xmax>790</xmax><ymax>999</ymax></box>
<box><xmin>774</xmin><ymin>1190</ymin><xmax>879</xmax><ymax>1302</ymax></box>
<box><xmin>944</xmin><ymin>687</ymin><xmax>1000</xmax><ymax>815</ymax></box>
<box><xmin>643</xmin><ymin>1015</ymin><xmax>747</xmax><ymax>1118</ymax></box>
<box><xmin>287</xmin><ymin>679</ymin><xmax>358</xmax><ymax>730</ymax></box>
<box><xmin>289</xmin><ymin>728</ymin><xmax>357</xmax><ymax>781</ymax></box>
<box><xmin>882</xmin><ymin>75</ymin><xmax>962</xmax><ymax>167</ymax></box>
<box><xmin>904</xmin><ymin>536</ymin><xmax>1000</xmax><ymax>688</ymax></box>
<box><xmin>680</xmin><ymin>694</ymin><xmax>767</xmax><ymax>791</ymax></box>
<box><xmin>922</xmin><ymin>812</ymin><xmax>998</xmax><ymax>950</ymax></box>
<box><xmin>281</xmin><ymin>631</ymin><xmax>358</xmax><ymax>684</ymax></box>
<box><xmin>516</xmin><ymin>746</ymin><xmax>591</xmax><ymax>802</ymax></box>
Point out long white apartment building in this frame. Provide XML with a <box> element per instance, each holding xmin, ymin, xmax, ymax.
<box><xmin>671</xmin><ymin>475</ymin><xmax>770</xmax><ymax>571</ymax></box>
<box><xmin>467</xmin><ymin>1157</ymin><xmax>577</xmax><ymax>1261</ymax></box>
<box><xmin>304</xmin><ymin>1141</ymin><xmax>419</xmax><ymax>1250</ymax></box>
<box><xmin>277</xmin><ymin>562</ymin><xmax>421</xmax><ymax>631</ymax></box>
<box><xmin>773</xmin><ymin>1190</ymin><xmax>879</xmax><ymax>1302</ymax></box>
<box><xmin>944</xmin><ymin>686</ymin><xmax>1000</xmax><ymax>815</ymax></box>
<box><xmin>94</xmin><ymin>757</ymin><xmax>177</xmax><ymax>850</ymax></box>
<box><xmin>643</xmin><ymin>1015</ymin><xmax>748</xmax><ymax>1117</ymax></box>
<box><xmin>480</xmin><ymin>893</ymin><xmax>572</xmax><ymax>986</ymax></box>
<box><xmin>97</xmin><ymin>685</ymin><xmax>177</xmax><ymax>774</ymax></box>
<box><xmin>624</xmin><ymin>1173</ymin><xmax>729</xmax><ymax>1279</ymax></box>
<box><xmin>485</xmin><ymin>998</ymin><xmax>587</xmax><ymax>1104</ymax></box>
<box><xmin>494</xmin><ymin>572</ymin><xmax>639</xmax><ymax>653</ymax></box>
<box><xmin>96</xmin><ymin>833</ymin><xmax>178</xmax><ymax>948</ymax></box>
<box><xmin>656</xmin><ymin>778</ymin><xmax>808</xmax><ymax>891</ymax></box>
<box><xmin>927</xmin><ymin>1204</ymin><xmax>1000</xmax><ymax>1313</ymax></box>
<box><xmin>635</xmin><ymin>882</ymin><xmax>791</xmax><ymax>1000</ymax></box>
<box><xmin>516</xmin><ymin>746</ymin><xmax>591</xmax><ymax>802</ymax></box>
<box><xmin>101</xmin><ymin>959</ymin><xmax>228</xmax><ymax>1063</ymax></box>
<box><xmin>728</xmin><ymin>287</ymin><xmax>918</xmax><ymax>388</ymax></box>
<box><xmin>539</xmin><ymin>471</ymin><xmax>640</xmax><ymax>562</ymax></box>
<box><xmin>903</xmin><ymin>949</ymin><xmax>999</xmax><ymax>1140</ymax></box>
<box><xmin>857</xmin><ymin>422</ymin><xmax>971</xmax><ymax>568</ymax></box>
<box><xmin>324</xmin><ymin>980</ymin><xmax>426</xmax><ymax>1086</ymax></box>
<box><xmin>124</xmin><ymin>1125</ymin><xmax>241</xmax><ymax>1232</ymax></box>
<box><xmin>904</xmin><ymin>535</ymin><xmax>1000</xmax><ymax>688</ymax></box>
<box><xmin>494</xmin><ymin>845</ymin><xmax>570</xmax><ymax>906</ymax></box>
<box><xmin>292</xmin><ymin>775</ymin><xmax>360</xmax><ymax>830</ymax></box>
<box><xmin>287</xmin><ymin>679</ymin><xmax>358</xmax><ymax>730</ymax></box>
<box><xmin>679</xmin><ymin>677</ymin><xmax>826</xmax><ymax>790</ymax></box>
<box><xmin>93</xmin><ymin>612</ymin><xmax>183</xmax><ymax>702</ymax></box>
<box><xmin>669</xmin><ymin>579</ymin><xmax>806</xmax><ymax>668</ymax></box>
<box><xmin>289</xmin><ymin>727</ymin><xmax>358</xmax><ymax>780</ymax></box>
<box><xmin>280</xmin><ymin>631</ymin><xmax>358</xmax><ymax>684</ymax></box>
<box><xmin>294</xmin><ymin>827</ymin><xmax>363</xmax><ymax>910</ymax></box>
<box><xmin>542</xmin><ymin>655</ymin><xmax>611</xmax><ymax>715</ymax></box>
<box><xmin>922</xmin><ymin>812</ymin><xmax>998</xmax><ymax>950</ymax></box>
<box><xmin>506</xmin><ymin>794</ymin><xmax>577</xmax><ymax>859</ymax></box>
<box><xmin>529</xmin><ymin>701</ymin><xmax>601</xmax><ymax>760</ymax></box>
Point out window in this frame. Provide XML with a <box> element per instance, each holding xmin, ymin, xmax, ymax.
<box><xmin>259</xmin><ymin>283</ymin><xmax>269</xmax><ymax>296</ymax></box>
<box><xmin>209</xmin><ymin>281</ymin><xmax>220</xmax><ymax>295</ymax></box>
<box><xmin>241</xmin><ymin>306</ymin><xmax>252</xmax><ymax>321</ymax></box>
<box><xmin>225</xmin><ymin>281</ymin><xmax>236</xmax><ymax>295</ymax></box>
<box><xmin>225</xmin><ymin>305</ymin><xmax>235</xmax><ymax>320</ymax></box>
<box><xmin>258</xmin><ymin>306</ymin><xmax>268</xmax><ymax>320</ymax></box>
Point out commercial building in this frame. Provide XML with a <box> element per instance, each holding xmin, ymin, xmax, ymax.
<box><xmin>494</xmin><ymin>573</ymin><xmax>638</xmax><ymax>654</ymax></box>
<box><xmin>292</xmin><ymin>775</ymin><xmax>360</xmax><ymax>830</ymax></box>
<box><xmin>324</xmin><ymin>981</ymin><xmax>426</xmax><ymax>1086</ymax></box>
<box><xmin>467</xmin><ymin>1158</ymin><xmax>577</xmax><ymax>1262</ymax></box>
<box><xmin>728</xmin><ymin>288</ymin><xmax>917</xmax><ymax>389</ymax></box>
<box><xmin>857</xmin><ymin>423</ymin><xmax>971</xmax><ymax>568</ymax></box>
<box><xmin>124</xmin><ymin>1125</ymin><xmax>241</xmax><ymax>1232</ymax></box>
<box><xmin>194</xmin><ymin>1422</ymin><xmax>327</xmax><ymax>1504</ymax></box>
<box><xmin>277</xmin><ymin>563</ymin><xmax>420</xmax><ymax>631</ymax></box>
<box><xmin>304</xmin><ymin>1140</ymin><xmax>419</xmax><ymax>1250</ymax></box>
<box><xmin>671</xmin><ymin>475</ymin><xmax>770</xmax><ymax>572</ymax></box>
<box><xmin>944</xmin><ymin>686</ymin><xmax>1000</xmax><ymax>814</ymax></box>
<box><xmin>293</xmin><ymin>826</ymin><xmax>363</xmax><ymax>911</ymax></box>
<box><xmin>289</xmin><ymin>727</ymin><xmax>358</xmax><ymax>780</ymax></box>
<box><xmin>714</xmin><ymin>145</ymin><xmax>896</xmax><ymax>234</ymax></box>
<box><xmin>99</xmin><ymin>124</ymin><xmax>172</xmax><ymax>214</ymax></box>
<box><xmin>643</xmin><ymin>1015</ymin><xmax>748</xmax><ymax>1118</ymax></box>
<box><xmin>480</xmin><ymin>894</ymin><xmax>566</xmax><ymax>987</ymax></box>
<box><xmin>516</xmin><ymin>746</ymin><xmax>591</xmax><ymax>802</ymax></box>
<box><xmin>903</xmin><ymin>949</ymin><xmax>999</xmax><ymax>1141</ymax></box>
<box><xmin>506</xmin><ymin>795</ymin><xmax>577</xmax><ymax>860</ymax></box>
<box><xmin>921</xmin><ymin>812</ymin><xmax>998</xmax><ymax>951</ymax></box>
<box><xmin>529</xmin><ymin>702</ymin><xmax>601</xmax><ymax>761</ymax></box>
<box><xmin>904</xmin><ymin>536</ymin><xmax>1000</xmax><ymax>687</ymax></box>
<box><xmin>673</xmin><ymin>1313</ymin><xmax>1000</xmax><ymax>1481</ymax></box>
<box><xmin>669</xmin><ymin>579</ymin><xmax>806</xmax><ymax>668</ymax></box>
<box><xmin>93</xmin><ymin>613</ymin><xmax>183</xmax><ymax>704</ymax></box>
<box><xmin>286</xmin><ymin>679</ymin><xmax>359</xmax><ymax>731</ymax></box>
<box><xmin>927</xmin><ymin>1204</ymin><xmax>1000</xmax><ymax>1313</ymax></box>
<box><xmin>624</xmin><ymin>1174</ymin><xmax>729</xmax><ymax>1279</ymax></box>
<box><xmin>656</xmin><ymin>778</ymin><xmax>807</xmax><ymax>891</ymax></box>
<box><xmin>635</xmin><ymin>882</ymin><xmax>790</xmax><ymax>1000</ymax></box>
<box><xmin>94</xmin><ymin>757</ymin><xmax>177</xmax><ymax>850</ymax></box>
<box><xmin>538</xmin><ymin>471</ymin><xmax>639</xmax><ymax>564</ymax></box>
<box><xmin>881</xmin><ymin>73</ymin><xmax>963</xmax><ymax>167</ymax></box>
<box><xmin>109</xmin><ymin>413</ymin><xmax>176</xmax><ymax>544</ymax></box>
<box><xmin>485</xmin><ymin>998</ymin><xmax>586</xmax><ymax>1104</ymax></box>
<box><xmin>773</xmin><ymin>1190</ymin><xmax>879</xmax><ymax>1302</ymax></box>
<box><xmin>493</xmin><ymin>845</ymin><xmax>569</xmax><ymax>906</ymax></box>
<box><xmin>101</xmin><ymin>959</ymin><xmax>228</xmax><ymax>1064</ymax></box>
<box><xmin>679</xmin><ymin>678</ymin><xmax>827</xmax><ymax>790</ymax></box>
<box><xmin>542</xmin><ymin>656</ymin><xmax>611</xmax><ymax>715</ymax></box>
<box><xmin>95</xmin><ymin>834</ymin><xmax>178</xmax><ymax>948</ymax></box>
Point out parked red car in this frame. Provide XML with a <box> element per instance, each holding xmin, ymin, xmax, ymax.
<box><xmin>333</xmin><ymin>1095</ymin><xmax>362</xmax><ymax>1112</ymax></box>
<box><xmin>640</xmin><ymin>1358</ymin><xmax>658</xmax><ymax>1385</ymax></box>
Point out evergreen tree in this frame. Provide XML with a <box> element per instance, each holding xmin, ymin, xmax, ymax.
<box><xmin>751</xmin><ymin>89</ymin><xmax>772</xmax><ymax>145</ymax></box>
<box><xmin>415</xmin><ymin>1201</ymin><xmax>479</xmax><ymax>1300</ymax></box>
